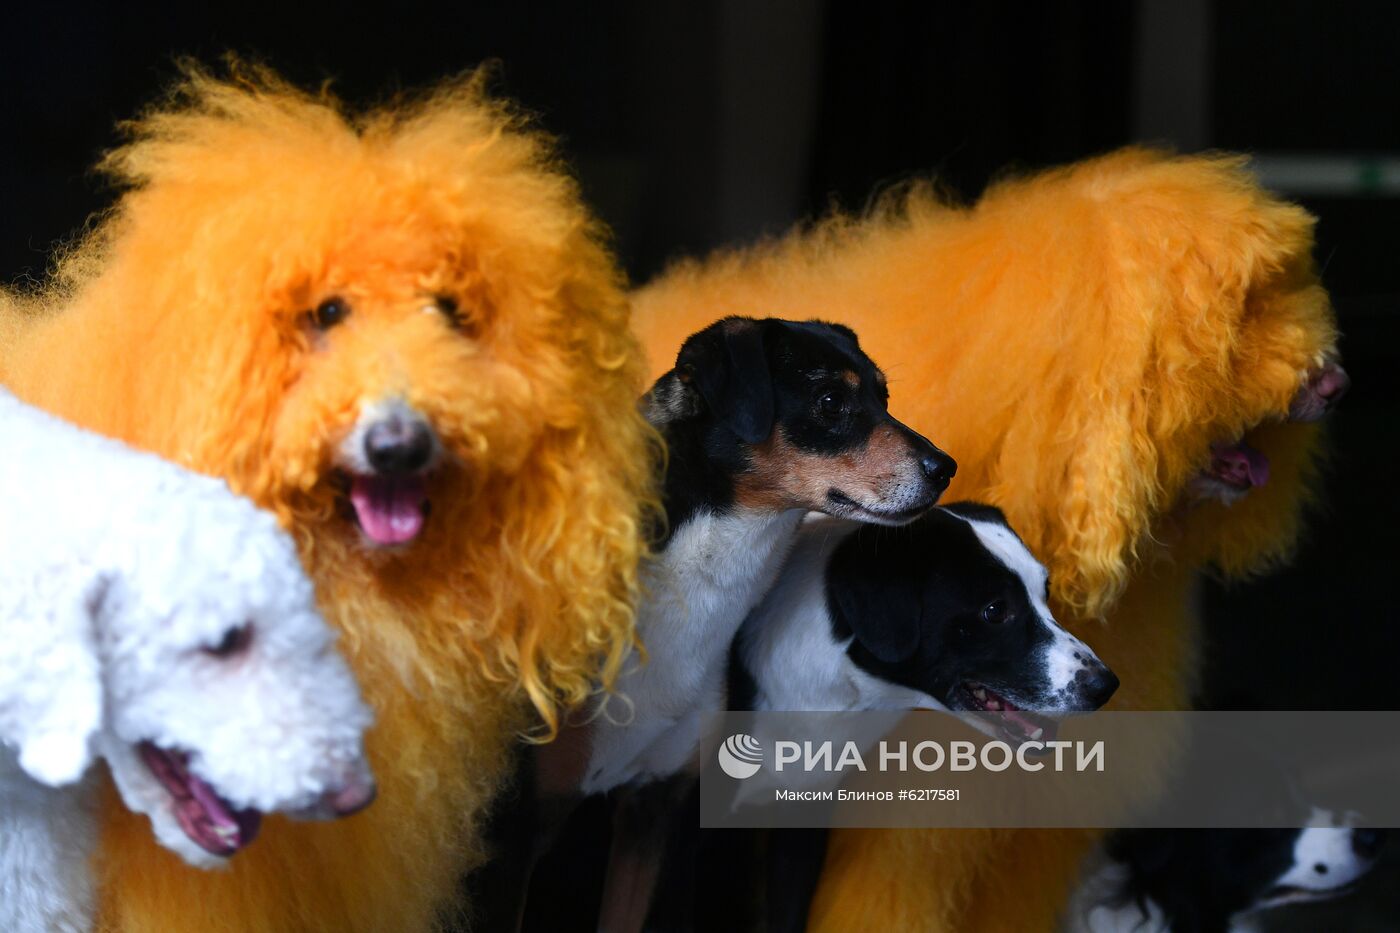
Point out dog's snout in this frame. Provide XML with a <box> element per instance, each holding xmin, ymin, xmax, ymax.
<box><xmin>895</xmin><ymin>421</ymin><xmax>957</xmax><ymax>496</ymax></box>
<box><xmin>1073</xmin><ymin>660</ymin><xmax>1119</xmax><ymax>709</ymax></box>
<box><xmin>1290</xmin><ymin>361</ymin><xmax>1351</xmax><ymax>422</ymax></box>
<box><xmin>920</xmin><ymin>451</ymin><xmax>956</xmax><ymax>491</ymax></box>
<box><xmin>1315</xmin><ymin>362</ymin><xmax>1350</xmax><ymax>403</ymax></box>
<box><xmin>364</xmin><ymin>414</ymin><xmax>434</xmax><ymax>474</ymax></box>
<box><xmin>1352</xmin><ymin>828</ymin><xmax>1386</xmax><ymax>860</ymax></box>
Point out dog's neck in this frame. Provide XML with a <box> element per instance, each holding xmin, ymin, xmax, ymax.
<box><xmin>741</xmin><ymin>520</ymin><xmax>860</xmax><ymax>712</ymax></box>
<box><xmin>577</xmin><ymin>506</ymin><xmax>805</xmax><ymax>795</ymax></box>
<box><xmin>643</xmin><ymin>505</ymin><xmax>806</xmax><ymax>641</ymax></box>
<box><xmin>646</xmin><ymin>377</ymin><xmax>776</xmax><ymax>544</ymax></box>
<box><xmin>644</xmin><ymin>399</ymin><xmax>813</xmax><ymax>644</ymax></box>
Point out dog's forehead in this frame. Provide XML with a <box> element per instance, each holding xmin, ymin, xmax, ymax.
<box><xmin>776</xmin><ymin>320</ymin><xmax>879</xmax><ymax>382</ymax></box>
<box><xmin>877</xmin><ymin>509</ymin><xmax>1020</xmax><ymax>597</ymax></box>
<box><xmin>943</xmin><ymin>508</ymin><xmax>1046</xmax><ymax>592</ymax></box>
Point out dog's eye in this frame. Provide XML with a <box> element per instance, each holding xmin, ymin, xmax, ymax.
<box><xmin>203</xmin><ymin>624</ymin><xmax>254</xmax><ymax>658</ymax></box>
<box><xmin>816</xmin><ymin>390</ymin><xmax>844</xmax><ymax>418</ymax></box>
<box><xmin>427</xmin><ymin>294</ymin><xmax>477</xmax><ymax>335</ymax></box>
<box><xmin>433</xmin><ymin>294</ymin><xmax>460</xmax><ymax>323</ymax></box>
<box><xmin>981</xmin><ymin>600</ymin><xmax>1009</xmax><ymax>624</ymax></box>
<box><xmin>309</xmin><ymin>297</ymin><xmax>350</xmax><ymax>331</ymax></box>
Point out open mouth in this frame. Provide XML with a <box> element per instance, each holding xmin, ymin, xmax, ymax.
<box><xmin>346</xmin><ymin>472</ymin><xmax>430</xmax><ymax>546</ymax></box>
<box><xmin>956</xmin><ymin>683</ymin><xmax>1059</xmax><ymax>745</ymax></box>
<box><xmin>139</xmin><ymin>742</ymin><xmax>262</xmax><ymax>857</ymax></box>
<box><xmin>827</xmin><ymin>490</ymin><xmax>934</xmax><ymax>525</ymax></box>
<box><xmin>1260</xmin><ymin>879</ymin><xmax>1363</xmax><ymax>907</ymax></box>
<box><xmin>1189</xmin><ymin>439</ymin><xmax>1270</xmax><ymax>505</ymax></box>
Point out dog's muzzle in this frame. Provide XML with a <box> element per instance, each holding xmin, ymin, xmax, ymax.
<box><xmin>873</xmin><ymin>424</ymin><xmax>958</xmax><ymax>520</ymax></box>
<box><xmin>1289</xmin><ymin>361</ymin><xmax>1350</xmax><ymax>422</ymax></box>
<box><xmin>291</xmin><ymin>764</ymin><xmax>377</xmax><ymax>821</ymax></box>
<box><xmin>1068</xmin><ymin>658</ymin><xmax>1119</xmax><ymax>710</ymax></box>
<box><xmin>923</xmin><ymin>452</ymin><xmax>955</xmax><ymax>492</ymax></box>
<box><xmin>365</xmin><ymin>415</ymin><xmax>435</xmax><ymax>474</ymax></box>
<box><xmin>1190</xmin><ymin>361</ymin><xmax>1348</xmax><ymax>506</ymax></box>
<box><xmin>340</xmin><ymin>401</ymin><xmax>440</xmax><ymax>547</ymax></box>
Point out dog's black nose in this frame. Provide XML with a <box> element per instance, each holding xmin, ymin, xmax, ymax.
<box><xmin>1353</xmin><ymin>828</ymin><xmax>1386</xmax><ymax>859</ymax></box>
<box><xmin>921</xmin><ymin>452</ymin><xmax>957</xmax><ymax>490</ymax></box>
<box><xmin>1074</xmin><ymin>662</ymin><xmax>1119</xmax><ymax>709</ymax></box>
<box><xmin>365</xmin><ymin>415</ymin><xmax>435</xmax><ymax>474</ymax></box>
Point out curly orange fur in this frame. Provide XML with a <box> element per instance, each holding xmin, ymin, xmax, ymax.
<box><xmin>2</xmin><ymin>63</ymin><xmax>657</xmax><ymax>931</ymax></box>
<box><xmin>634</xmin><ymin>149</ymin><xmax>1336</xmax><ymax>932</ymax></box>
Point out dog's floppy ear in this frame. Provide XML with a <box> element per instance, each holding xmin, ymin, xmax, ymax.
<box><xmin>674</xmin><ymin>317</ymin><xmax>774</xmax><ymax>445</ymax></box>
<box><xmin>826</xmin><ymin>528</ymin><xmax>921</xmax><ymax>664</ymax></box>
<box><xmin>0</xmin><ymin>578</ymin><xmax>106</xmax><ymax>786</ymax></box>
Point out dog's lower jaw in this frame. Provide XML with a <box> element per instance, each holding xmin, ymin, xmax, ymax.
<box><xmin>136</xmin><ymin>743</ymin><xmax>261</xmax><ymax>860</ymax></box>
<box><xmin>825</xmin><ymin>489</ymin><xmax>937</xmax><ymax>526</ymax></box>
<box><xmin>1187</xmin><ymin>438</ymin><xmax>1271</xmax><ymax>506</ymax></box>
<box><xmin>1257</xmin><ymin>879</ymin><xmax>1363</xmax><ymax>909</ymax></box>
<box><xmin>954</xmin><ymin>684</ymin><xmax>1058</xmax><ymax>745</ymax></box>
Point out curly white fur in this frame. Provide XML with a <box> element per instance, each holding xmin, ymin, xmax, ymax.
<box><xmin>0</xmin><ymin>389</ymin><xmax>375</xmax><ymax>932</ymax></box>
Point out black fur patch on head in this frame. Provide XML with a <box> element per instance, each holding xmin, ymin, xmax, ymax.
<box><xmin>765</xmin><ymin>319</ymin><xmax>889</xmax><ymax>457</ymax></box>
<box><xmin>675</xmin><ymin>317</ymin><xmax>774</xmax><ymax>446</ymax></box>
<box><xmin>825</xmin><ymin>504</ymin><xmax>1053</xmax><ymax>705</ymax></box>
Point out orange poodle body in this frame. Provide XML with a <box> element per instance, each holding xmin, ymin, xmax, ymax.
<box><xmin>634</xmin><ymin>149</ymin><xmax>1336</xmax><ymax>930</ymax></box>
<box><xmin>2</xmin><ymin>68</ymin><xmax>655</xmax><ymax>931</ymax></box>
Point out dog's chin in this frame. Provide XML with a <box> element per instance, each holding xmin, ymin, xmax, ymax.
<box><xmin>1187</xmin><ymin>475</ymin><xmax>1255</xmax><ymax>506</ymax></box>
<box><xmin>144</xmin><ymin>800</ymin><xmax>233</xmax><ymax>870</ymax></box>
<box><xmin>825</xmin><ymin>489</ymin><xmax>936</xmax><ymax>526</ymax></box>
<box><xmin>103</xmin><ymin>743</ymin><xmax>253</xmax><ymax>869</ymax></box>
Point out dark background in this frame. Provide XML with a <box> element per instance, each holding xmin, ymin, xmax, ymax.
<box><xmin>3</xmin><ymin>2</ymin><xmax>1396</xmax><ymax>928</ymax></box>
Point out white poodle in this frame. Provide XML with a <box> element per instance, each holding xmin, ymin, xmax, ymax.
<box><xmin>0</xmin><ymin>389</ymin><xmax>376</xmax><ymax>932</ymax></box>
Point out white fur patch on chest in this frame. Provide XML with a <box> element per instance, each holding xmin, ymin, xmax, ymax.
<box><xmin>580</xmin><ymin>507</ymin><xmax>804</xmax><ymax>793</ymax></box>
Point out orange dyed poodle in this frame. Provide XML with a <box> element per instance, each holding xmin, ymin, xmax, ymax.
<box><xmin>1</xmin><ymin>64</ymin><xmax>656</xmax><ymax>932</ymax></box>
<box><xmin>635</xmin><ymin>149</ymin><xmax>1344</xmax><ymax>932</ymax></box>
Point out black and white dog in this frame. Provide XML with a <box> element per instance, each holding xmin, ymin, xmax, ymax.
<box><xmin>1066</xmin><ymin>819</ymin><xmax>1387</xmax><ymax>932</ymax></box>
<box><xmin>738</xmin><ymin>503</ymin><xmax>1118</xmax><ymax>728</ymax></box>
<box><xmin>731</xmin><ymin>503</ymin><xmax>1119</xmax><ymax>933</ymax></box>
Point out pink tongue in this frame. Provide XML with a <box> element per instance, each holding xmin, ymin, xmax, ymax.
<box><xmin>177</xmin><ymin>769</ymin><xmax>261</xmax><ymax>855</ymax></box>
<box><xmin>350</xmin><ymin>475</ymin><xmax>427</xmax><ymax>545</ymax></box>
<box><xmin>1209</xmin><ymin>441</ymin><xmax>1270</xmax><ymax>488</ymax></box>
<box><xmin>187</xmin><ymin>773</ymin><xmax>235</xmax><ymax>827</ymax></box>
<box><xmin>1001</xmin><ymin>709</ymin><xmax>1059</xmax><ymax>746</ymax></box>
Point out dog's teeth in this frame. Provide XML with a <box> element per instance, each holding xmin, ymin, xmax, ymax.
<box><xmin>973</xmin><ymin>688</ymin><xmax>987</xmax><ymax>701</ymax></box>
<box><xmin>1030</xmin><ymin>727</ymin><xmax>1044</xmax><ymax>740</ymax></box>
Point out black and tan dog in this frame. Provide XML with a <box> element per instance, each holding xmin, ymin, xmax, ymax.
<box><xmin>580</xmin><ymin>316</ymin><xmax>955</xmax><ymax>797</ymax></box>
